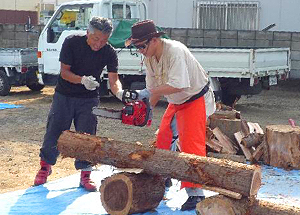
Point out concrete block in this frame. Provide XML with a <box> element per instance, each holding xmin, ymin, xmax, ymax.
<box><xmin>238</xmin><ymin>31</ymin><xmax>255</xmax><ymax>40</ymax></box>
<box><xmin>204</xmin><ymin>38</ymin><xmax>220</xmax><ymax>47</ymax></box>
<box><xmin>274</xmin><ymin>32</ymin><xmax>291</xmax><ymax>41</ymax></box>
<box><xmin>291</xmin><ymin>60</ymin><xmax>300</xmax><ymax>70</ymax></box>
<box><xmin>272</xmin><ymin>40</ymin><xmax>291</xmax><ymax>48</ymax></box>
<box><xmin>171</xmin><ymin>36</ymin><xmax>187</xmax><ymax>45</ymax></box>
<box><xmin>171</xmin><ymin>28</ymin><xmax>187</xmax><ymax>37</ymax></box>
<box><xmin>15</xmin><ymin>32</ymin><xmax>28</xmax><ymax>40</ymax></box>
<box><xmin>3</xmin><ymin>39</ymin><xmax>15</xmax><ymax>48</ymax></box>
<box><xmin>204</xmin><ymin>30</ymin><xmax>220</xmax><ymax>39</ymax></box>
<box><xmin>292</xmin><ymin>32</ymin><xmax>300</xmax><ymax>42</ymax></box>
<box><xmin>291</xmin><ymin>42</ymin><xmax>300</xmax><ymax>51</ymax></box>
<box><xmin>188</xmin><ymin>29</ymin><xmax>203</xmax><ymax>37</ymax></box>
<box><xmin>256</xmin><ymin>31</ymin><xmax>273</xmax><ymax>40</ymax></box>
<box><xmin>27</xmin><ymin>40</ymin><xmax>38</xmax><ymax>48</ymax></box>
<box><xmin>162</xmin><ymin>28</ymin><xmax>172</xmax><ymax>37</ymax></box>
<box><xmin>28</xmin><ymin>32</ymin><xmax>39</xmax><ymax>41</ymax></box>
<box><xmin>289</xmin><ymin>69</ymin><xmax>300</xmax><ymax>79</ymax></box>
<box><xmin>0</xmin><ymin>31</ymin><xmax>15</xmax><ymax>40</ymax></box>
<box><xmin>221</xmin><ymin>30</ymin><xmax>237</xmax><ymax>39</ymax></box>
<box><xmin>15</xmin><ymin>24</ymin><xmax>26</xmax><ymax>31</ymax></box>
<box><xmin>187</xmin><ymin>37</ymin><xmax>204</xmax><ymax>47</ymax></box>
<box><xmin>255</xmin><ymin>39</ymin><xmax>272</xmax><ymax>47</ymax></box>
<box><xmin>291</xmin><ymin>51</ymin><xmax>300</xmax><ymax>61</ymax></box>
<box><xmin>238</xmin><ymin>39</ymin><xmax>255</xmax><ymax>47</ymax></box>
<box><xmin>220</xmin><ymin>38</ymin><xmax>237</xmax><ymax>47</ymax></box>
<box><xmin>14</xmin><ymin>40</ymin><xmax>28</xmax><ymax>48</ymax></box>
<box><xmin>3</xmin><ymin>24</ymin><xmax>15</xmax><ymax>31</ymax></box>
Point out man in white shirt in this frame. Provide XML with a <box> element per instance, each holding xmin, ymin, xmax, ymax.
<box><xmin>126</xmin><ymin>20</ymin><xmax>215</xmax><ymax>211</ymax></box>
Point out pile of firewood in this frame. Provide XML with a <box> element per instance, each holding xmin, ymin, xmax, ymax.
<box><xmin>206</xmin><ymin>102</ymin><xmax>300</xmax><ymax>170</ymax></box>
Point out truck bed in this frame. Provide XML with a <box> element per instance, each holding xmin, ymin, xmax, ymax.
<box><xmin>190</xmin><ymin>47</ymin><xmax>290</xmax><ymax>85</ymax></box>
<box><xmin>0</xmin><ymin>48</ymin><xmax>38</xmax><ymax>67</ymax></box>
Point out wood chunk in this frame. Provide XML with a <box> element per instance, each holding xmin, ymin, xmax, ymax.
<box><xmin>241</xmin><ymin>120</ymin><xmax>250</xmax><ymax>136</ymax></box>
<box><xmin>210</xmin><ymin>118</ymin><xmax>242</xmax><ymax>144</ymax></box>
<box><xmin>206</xmin><ymin>138</ymin><xmax>223</xmax><ymax>153</ymax></box>
<box><xmin>234</xmin><ymin>131</ymin><xmax>253</xmax><ymax>161</ymax></box>
<box><xmin>196</xmin><ymin>195</ymin><xmax>300</xmax><ymax>215</ymax></box>
<box><xmin>210</xmin><ymin>110</ymin><xmax>240</xmax><ymax>120</ymax></box>
<box><xmin>100</xmin><ymin>172</ymin><xmax>165</xmax><ymax>215</ymax></box>
<box><xmin>248</xmin><ymin>122</ymin><xmax>264</xmax><ymax>134</ymax></box>
<box><xmin>212</xmin><ymin>127</ymin><xmax>238</xmax><ymax>154</ymax></box>
<box><xmin>265</xmin><ymin>125</ymin><xmax>300</xmax><ymax>170</ymax></box>
<box><xmin>241</xmin><ymin>133</ymin><xmax>263</xmax><ymax>148</ymax></box>
<box><xmin>252</xmin><ymin>142</ymin><xmax>265</xmax><ymax>164</ymax></box>
<box><xmin>58</xmin><ymin>130</ymin><xmax>262</xmax><ymax>197</ymax></box>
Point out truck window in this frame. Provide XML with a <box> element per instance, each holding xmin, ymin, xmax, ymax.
<box><xmin>112</xmin><ymin>4</ymin><xmax>131</xmax><ymax>19</ymax></box>
<box><xmin>47</xmin><ymin>4</ymin><xmax>93</xmax><ymax>43</ymax></box>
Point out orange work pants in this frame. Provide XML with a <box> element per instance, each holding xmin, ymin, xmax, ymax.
<box><xmin>156</xmin><ymin>96</ymin><xmax>206</xmax><ymax>189</ymax></box>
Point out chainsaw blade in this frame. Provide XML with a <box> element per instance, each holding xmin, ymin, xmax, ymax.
<box><xmin>92</xmin><ymin>107</ymin><xmax>122</xmax><ymax>120</ymax></box>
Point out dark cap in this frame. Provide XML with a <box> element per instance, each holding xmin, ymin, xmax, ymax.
<box><xmin>125</xmin><ymin>20</ymin><xmax>165</xmax><ymax>47</ymax></box>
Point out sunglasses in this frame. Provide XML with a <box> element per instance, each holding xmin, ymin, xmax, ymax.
<box><xmin>134</xmin><ymin>39</ymin><xmax>151</xmax><ymax>50</ymax></box>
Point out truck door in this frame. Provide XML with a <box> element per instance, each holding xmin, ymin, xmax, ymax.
<box><xmin>38</xmin><ymin>4</ymin><xmax>94</xmax><ymax>85</ymax></box>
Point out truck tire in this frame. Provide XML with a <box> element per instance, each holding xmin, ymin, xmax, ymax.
<box><xmin>27</xmin><ymin>83</ymin><xmax>45</xmax><ymax>92</ymax></box>
<box><xmin>0</xmin><ymin>69</ymin><xmax>11</xmax><ymax>96</ymax></box>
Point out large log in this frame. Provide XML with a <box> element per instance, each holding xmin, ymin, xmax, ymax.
<box><xmin>57</xmin><ymin>130</ymin><xmax>262</xmax><ymax>197</ymax></box>
<box><xmin>196</xmin><ymin>195</ymin><xmax>300</xmax><ymax>215</ymax></box>
<box><xmin>100</xmin><ymin>172</ymin><xmax>164</xmax><ymax>215</ymax></box>
<box><xmin>265</xmin><ymin>125</ymin><xmax>300</xmax><ymax>170</ymax></box>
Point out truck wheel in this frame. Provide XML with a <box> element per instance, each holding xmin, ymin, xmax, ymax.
<box><xmin>27</xmin><ymin>83</ymin><xmax>45</xmax><ymax>92</ymax></box>
<box><xmin>0</xmin><ymin>69</ymin><xmax>11</xmax><ymax>96</ymax></box>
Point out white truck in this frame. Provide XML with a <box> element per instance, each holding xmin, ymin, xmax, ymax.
<box><xmin>36</xmin><ymin>0</ymin><xmax>291</xmax><ymax>105</ymax></box>
<box><xmin>0</xmin><ymin>48</ymin><xmax>44</xmax><ymax>96</ymax></box>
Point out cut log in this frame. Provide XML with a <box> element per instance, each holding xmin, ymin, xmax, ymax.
<box><xmin>100</xmin><ymin>172</ymin><xmax>164</xmax><ymax>215</ymax></box>
<box><xmin>248</xmin><ymin>122</ymin><xmax>264</xmax><ymax>135</ymax></box>
<box><xmin>241</xmin><ymin>133</ymin><xmax>263</xmax><ymax>148</ymax></box>
<box><xmin>212</xmin><ymin>127</ymin><xmax>238</xmax><ymax>154</ymax></box>
<box><xmin>58</xmin><ymin>130</ymin><xmax>262</xmax><ymax>197</ymax></box>
<box><xmin>196</xmin><ymin>195</ymin><xmax>300</xmax><ymax>215</ymax></box>
<box><xmin>209</xmin><ymin>110</ymin><xmax>240</xmax><ymax>120</ymax></box>
<box><xmin>265</xmin><ymin>125</ymin><xmax>300</xmax><ymax>170</ymax></box>
<box><xmin>207</xmin><ymin>152</ymin><xmax>246</xmax><ymax>163</ymax></box>
<box><xmin>206</xmin><ymin>138</ymin><xmax>222</xmax><ymax>153</ymax></box>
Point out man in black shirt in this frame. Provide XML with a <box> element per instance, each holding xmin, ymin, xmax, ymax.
<box><xmin>34</xmin><ymin>17</ymin><xmax>124</xmax><ymax>192</ymax></box>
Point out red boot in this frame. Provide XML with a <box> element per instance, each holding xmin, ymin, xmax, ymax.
<box><xmin>80</xmin><ymin>171</ymin><xmax>97</xmax><ymax>192</ymax></box>
<box><xmin>34</xmin><ymin>160</ymin><xmax>52</xmax><ymax>186</ymax></box>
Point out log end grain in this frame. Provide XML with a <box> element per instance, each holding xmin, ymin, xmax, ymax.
<box><xmin>250</xmin><ymin>166</ymin><xmax>262</xmax><ymax>197</ymax></box>
<box><xmin>100</xmin><ymin>172</ymin><xmax>165</xmax><ymax>215</ymax></box>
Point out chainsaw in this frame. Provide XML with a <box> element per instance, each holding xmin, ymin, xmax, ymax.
<box><xmin>92</xmin><ymin>98</ymin><xmax>152</xmax><ymax>127</ymax></box>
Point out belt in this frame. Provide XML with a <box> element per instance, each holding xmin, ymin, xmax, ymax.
<box><xmin>183</xmin><ymin>81</ymin><xmax>210</xmax><ymax>104</ymax></box>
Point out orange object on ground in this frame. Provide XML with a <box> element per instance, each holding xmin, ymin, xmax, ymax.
<box><xmin>156</xmin><ymin>97</ymin><xmax>206</xmax><ymax>189</ymax></box>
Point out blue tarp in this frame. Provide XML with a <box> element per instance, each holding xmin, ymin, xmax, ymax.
<box><xmin>0</xmin><ymin>165</ymin><xmax>299</xmax><ymax>215</ymax></box>
<box><xmin>0</xmin><ymin>103</ymin><xmax>22</xmax><ymax>110</ymax></box>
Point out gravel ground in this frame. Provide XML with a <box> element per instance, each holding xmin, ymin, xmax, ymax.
<box><xmin>0</xmin><ymin>79</ymin><xmax>299</xmax><ymax>193</ymax></box>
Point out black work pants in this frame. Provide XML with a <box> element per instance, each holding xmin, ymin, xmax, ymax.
<box><xmin>39</xmin><ymin>91</ymin><xmax>99</xmax><ymax>169</ymax></box>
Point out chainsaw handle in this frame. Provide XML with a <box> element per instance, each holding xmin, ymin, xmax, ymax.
<box><xmin>122</xmin><ymin>89</ymin><xmax>139</xmax><ymax>104</ymax></box>
<box><xmin>135</xmin><ymin>98</ymin><xmax>152</xmax><ymax>127</ymax></box>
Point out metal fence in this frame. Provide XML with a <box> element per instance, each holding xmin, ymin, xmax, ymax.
<box><xmin>193</xmin><ymin>1</ymin><xmax>259</xmax><ymax>30</ymax></box>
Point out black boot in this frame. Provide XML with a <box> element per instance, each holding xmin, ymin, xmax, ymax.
<box><xmin>180</xmin><ymin>196</ymin><xmax>205</xmax><ymax>211</ymax></box>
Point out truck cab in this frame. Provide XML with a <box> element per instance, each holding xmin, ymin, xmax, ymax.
<box><xmin>37</xmin><ymin>0</ymin><xmax>147</xmax><ymax>87</ymax></box>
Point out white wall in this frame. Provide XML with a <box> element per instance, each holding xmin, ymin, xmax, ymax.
<box><xmin>145</xmin><ymin>0</ymin><xmax>300</xmax><ymax>32</ymax></box>
<box><xmin>2</xmin><ymin>0</ymin><xmax>39</xmax><ymax>11</ymax></box>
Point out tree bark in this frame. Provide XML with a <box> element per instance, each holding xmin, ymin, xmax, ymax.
<box><xmin>100</xmin><ymin>172</ymin><xmax>164</xmax><ymax>215</ymax></box>
<box><xmin>265</xmin><ymin>125</ymin><xmax>300</xmax><ymax>170</ymax></box>
<box><xmin>57</xmin><ymin>130</ymin><xmax>262</xmax><ymax>197</ymax></box>
<box><xmin>196</xmin><ymin>195</ymin><xmax>300</xmax><ymax>215</ymax></box>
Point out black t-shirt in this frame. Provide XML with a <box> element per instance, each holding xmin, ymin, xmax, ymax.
<box><xmin>56</xmin><ymin>34</ymin><xmax>118</xmax><ymax>98</ymax></box>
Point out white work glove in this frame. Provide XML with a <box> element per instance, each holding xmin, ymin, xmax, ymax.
<box><xmin>81</xmin><ymin>76</ymin><xmax>99</xmax><ymax>91</ymax></box>
<box><xmin>136</xmin><ymin>89</ymin><xmax>151</xmax><ymax>100</ymax></box>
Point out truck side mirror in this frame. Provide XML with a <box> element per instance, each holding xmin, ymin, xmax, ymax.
<box><xmin>47</xmin><ymin>27</ymin><xmax>55</xmax><ymax>43</ymax></box>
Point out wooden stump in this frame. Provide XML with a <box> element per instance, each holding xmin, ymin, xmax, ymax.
<box><xmin>265</xmin><ymin>125</ymin><xmax>300</xmax><ymax>169</ymax></box>
<box><xmin>100</xmin><ymin>172</ymin><xmax>164</xmax><ymax>215</ymax></box>
<box><xmin>57</xmin><ymin>131</ymin><xmax>262</xmax><ymax>197</ymax></box>
<box><xmin>196</xmin><ymin>195</ymin><xmax>300</xmax><ymax>215</ymax></box>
